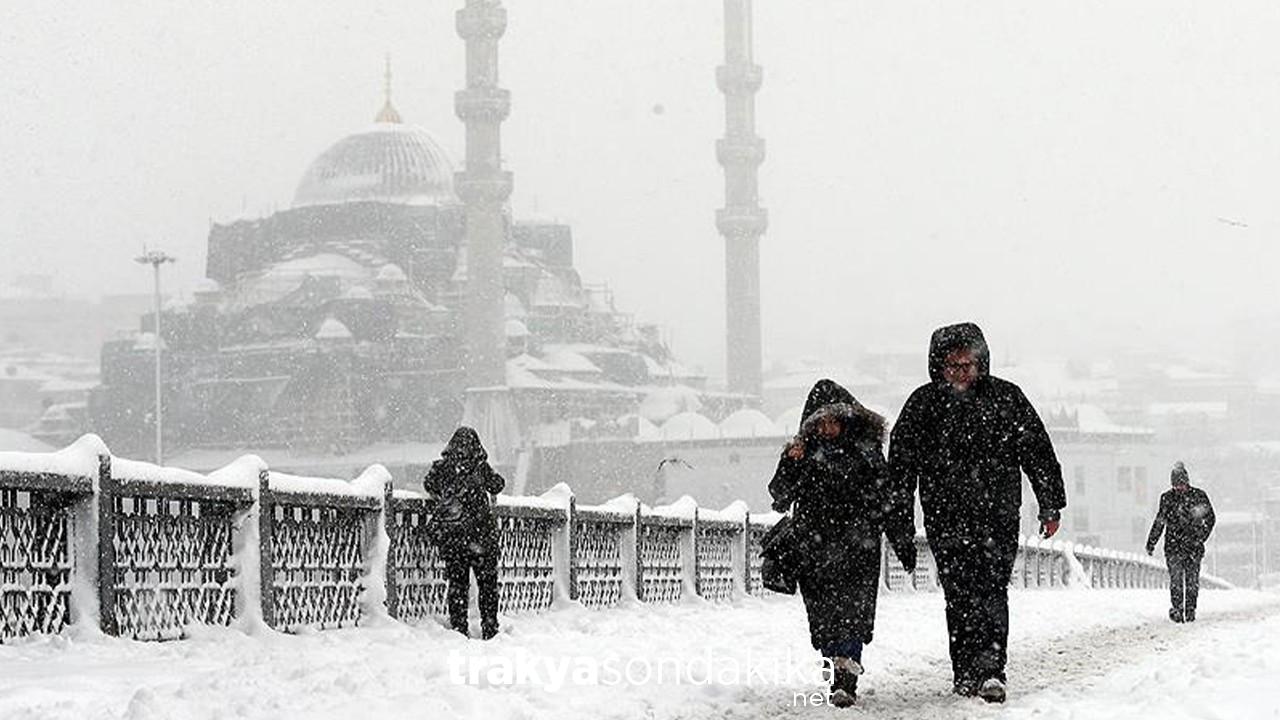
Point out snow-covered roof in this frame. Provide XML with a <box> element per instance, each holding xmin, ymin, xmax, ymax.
<box><xmin>639</xmin><ymin>385</ymin><xmax>703</xmax><ymax>423</ymax></box>
<box><xmin>1047</xmin><ymin>403</ymin><xmax>1152</xmax><ymax>435</ymax></box>
<box><xmin>1147</xmin><ymin>401</ymin><xmax>1229</xmax><ymax>418</ymax></box>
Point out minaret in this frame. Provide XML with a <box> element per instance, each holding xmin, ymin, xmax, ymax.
<box><xmin>717</xmin><ymin>0</ymin><xmax>767</xmax><ymax>398</ymax></box>
<box><xmin>455</xmin><ymin>1</ymin><xmax>520</xmax><ymax>464</ymax></box>
<box><xmin>455</xmin><ymin>0</ymin><xmax>512</xmax><ymax>387</ymax></box>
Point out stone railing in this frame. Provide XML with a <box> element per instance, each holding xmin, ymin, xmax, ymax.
<box><xmin>0</xmin><ymin>435</ymin><xmax>1231</xmax><ymax>643</ymax></box>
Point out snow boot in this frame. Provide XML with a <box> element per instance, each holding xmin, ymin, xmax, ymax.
<box><xmin>977</xmin><ymin>678</ymin><xmax>1006</xmax><ymax>704</ymax></box>
<box><xmin>1169</xmin><ymin>608</ymin><xmax>1184</xmax><ymax>623</ymax></box>
<box><xmin>828</xmin><ymin>657</ymin><xmax>860</xmax><ymax>708</ymax></box>
<box><xmin>952</xmin><ymin>675</ymin><xmax>977</xmax><ymax>697</ymax></box>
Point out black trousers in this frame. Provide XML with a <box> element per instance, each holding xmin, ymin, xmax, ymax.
<box><xmin>1166</xmin><ymin>552</ymin><xmax>1202</xmax><ymax>619</ymax></box>
<box><xmin>933</xmin><ymin>538</ymin><xmax>1017</xmax><ymax>685</ymax></box>
<box><xmin>443</xmin><ymin>545</ymin><xmax>500</xmax><ymax>638</ymax></box>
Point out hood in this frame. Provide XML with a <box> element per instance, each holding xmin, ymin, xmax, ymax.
<box><xmin>798</xmin><ymin>378</ymin><xmax>887</xmax><ymax>446</ymax></box>
<box><xmin>928</xmin><ymin>322</ymin><xmax>991</xmax><ymax>384</ymax></box>
<box><xmin>441</xmin><ymin>426</ymin><xmax>488</xmax><ymax>465</ymax></box>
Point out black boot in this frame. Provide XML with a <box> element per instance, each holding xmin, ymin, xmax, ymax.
<box><xmin>829</xmin><ymin>657</ymin><xmax>860</xmax><ymax>708</ymax></box>
<box><xmin>1169</xmin><ymin>608</ymin><xmax>1184</xmax><ymax>623</ymax></box>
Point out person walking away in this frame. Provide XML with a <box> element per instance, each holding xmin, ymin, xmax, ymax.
<box><xmin>887</xmin><ymin>323</ymin><xmax>1066</xmax><ymax>703</ymax></box>
<box><xmin>424</xmin><ymin>426</ymin><xmax>506</xmax><ymax>639</ymax></box>
<box><xmin>1146</xmin><ymin>461</ymin><xmax>1216</xmax><ymax>623</ymax></box>
<box><xmin>768</xmin><ymin>379</ymin><xmax>917</xmax><ymax>708</ymax></box>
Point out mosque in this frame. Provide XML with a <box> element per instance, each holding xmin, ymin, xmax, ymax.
<box><xmin>88</xmin><ymin>1</ymin><xmax>782</xmax><ymax>504</ymax></box>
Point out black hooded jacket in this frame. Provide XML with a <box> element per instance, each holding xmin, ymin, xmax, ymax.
<box><xmin>766</xmin><ymin>379</ymin><xmax>915</xmax><ymax>647</ymax></box>
<box><xmin>888</xmin><ymin>323</ymin><xmax>1066</xmax><ymax>548</ymax></box>
<box><xmin>423</xmin><ymin>427</ymin><xmax>506</xmax><ymax>554</ymax></box>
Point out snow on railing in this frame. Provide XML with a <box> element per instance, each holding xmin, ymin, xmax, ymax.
<box><xmin>0</xmin><ymin>435</ymin><xmax>1232</xmax><ymax>643</ymax></box>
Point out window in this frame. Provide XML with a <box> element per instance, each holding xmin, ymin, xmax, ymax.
<box><xmin>1134</xmin><ymin>466</ymin><xmax>1148</xmax><ymax>503</ymax></box>
<box><xmin>1073</xmin><ymin>508</ymin><xmax>1090</xmax><ymax>532</ymax></box>
<box><xmin>1074</xmin><ymin>466</ymin><xmax>1086</xmax><ymax>497</ymax></box>
<box><xmin>1117</xmin><ymin>466</ymin><xmax>1132</xmax><ymax>493</ymax></box>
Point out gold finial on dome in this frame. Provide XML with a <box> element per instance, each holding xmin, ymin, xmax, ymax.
<box><xmin>375</xmin><ymin>54</ymin><xmax>402</xmax><ymax>124</ymax></box>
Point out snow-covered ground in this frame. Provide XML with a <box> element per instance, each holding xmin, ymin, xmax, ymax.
<box><xmin>1</xmin><ymin>589</ymin><xmax>1277</xmax><ymax>720</ymax></box>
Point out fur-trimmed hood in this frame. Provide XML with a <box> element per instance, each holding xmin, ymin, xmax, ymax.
<box><xmin>798</xmin><ymin>378</ymin><xmax>886</xmax><ymax>447</ymax></box>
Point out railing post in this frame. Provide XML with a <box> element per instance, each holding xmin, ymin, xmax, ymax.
<box><xmin>633</xmin><ymin>500</ymin><xmax>645</xmax><ymax>603</ymax></box>
<box><xmin>382</xmin><ymin>479</ymin><xmax>399</xmax><ymax>620</ymax></box>
<box><xmin>685</xmin><ymin>507</ymin><xmax>700</xmax><ymax>599</ymax></box>
<box><xmin>567</xmin><ymin>495</ymin><xmax>579</xmax><ymax>602</ymax></box>
<box><xmin>736</xmin><ymin>510</ymin><xmax>750</xmax><ymax>597</ymax></box>
<box><xmin>257</xmin><ymin>470</ymin><xmax>276</xmax><ymax>629</ymax></box>
<box><xmin>96</xmin><ymin>453</ymin><xmax>118</xmax><ymax>636</ymax></box>
<box><xmin>882</xmin><ymin>537</ymin><xmax>892</xmax><ymax>590</ymax></box>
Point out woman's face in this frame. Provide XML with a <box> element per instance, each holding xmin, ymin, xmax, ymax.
<box><xmin>815</xmin><ymin>415</ymin><xmax>843</xmax><ymax>439</ymax></box>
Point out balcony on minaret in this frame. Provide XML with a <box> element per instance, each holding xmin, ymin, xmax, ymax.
<box><xmin>455</xmin><ymin>87</ymin><xmax>512</xmax><ymax>122</ymax></box>
<box><xmin>456</xmin><ymin>3</ymin><xmax>507</xmax><ymax>40</ymax></box>
<box><xmin>455</xmin><ymin>172</ymin><xmax>514</xmax><ymax>204</ymax></box>
<box><xmin>716</xmin><ymin>137</ymin><xmax>765</xmax><ymax>168</ymax></box>
<box><xmin>716</xmin><ymin>206</ymin><xmax>769</xmax><ymax>239</ymax></box>
<box><xmin>716</xmin><ymin>64</ymin><xmax>763</xmax><ymax>95</ymax></box>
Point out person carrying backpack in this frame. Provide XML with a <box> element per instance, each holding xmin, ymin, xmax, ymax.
<box><xmin>423</xmin><ymin>426</ymin><xmax>506</xmax><ymax>639</ymax></box>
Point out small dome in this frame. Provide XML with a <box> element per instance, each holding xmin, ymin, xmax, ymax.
<box><xmin>720</xmin><ymin>409</ymin><xmax>782</xmax><ymax>439</ymax></box>
<box><xmin>376</xmin><ymin>263</ymin><xmax>408</xmax><ymax>282</ymax></box>
<box><xmin>505</xmin><ymin>319</ymin><xmax>530</xmax><ymax>338</ymax></box>
<box><xmin>660</xmin><ymin>412</ymin><xmax>719</xmax><ymax>441</ymax></box>
<box><xmin>293</xmin><ymin>124</ymin><xmax>457</xmax><ymax>208</ymax></box>
<box><xmin>315</xmin><ymin>317</ymin><xmax>352</xmax><ymax>340</ymax></box>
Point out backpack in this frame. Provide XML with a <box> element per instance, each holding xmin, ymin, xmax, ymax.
<box><xmin>423</xmin><ymin>465</ymin><xmax>492</xmax><ymax>547</ymax></box>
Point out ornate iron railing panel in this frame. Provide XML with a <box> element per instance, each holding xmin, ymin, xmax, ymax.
<box><xmin>388</xmin><ymin>502</ymin><xmax>447</xmax><ymax>622</ymax></box>
<box><xmin>496</xmin><ymin>513</ymin><xmax>557</xmax><ymax>614</ymax></box>
<box><xmin>695</xmin><ymin>522</ymin><xmax>737</xmax><ymax>603</ymax></box>
<box><xmin>269</xmin><ymin>502</ymin><xmax>366</xmax><ymax>632</ymax></box>
<box><xmin>111</xmin><ymin>494</ymin><xmax>239</xmax><ymax>640</ymax></box>
<box><xmin>0</xmin><ymin>488</ymin><xmax>75</xmax><ymax>642</ymax></box>
<box><xmin>639</xmin><ymin>521</ymin><xmax>685</xmax><ymax>603</ymax></box>
<box><xmin>573</xmin><ymin>514</ymin><xmax>627</xmax><ymax>608</ymax></box>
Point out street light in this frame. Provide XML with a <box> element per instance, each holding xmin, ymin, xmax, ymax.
<box><xmin>134</xmin><ymin>249</ymin><xmax>176</xmax><ymax>464</ymax></box>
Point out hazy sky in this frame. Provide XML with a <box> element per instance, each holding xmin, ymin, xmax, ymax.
<box><xmin>3</xmin><ymin>1</ymin><xmax>1280</xmax><ymax>379</ymax></box>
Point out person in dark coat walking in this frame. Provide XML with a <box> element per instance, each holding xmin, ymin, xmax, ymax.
<box><xmin>423</xmin><ymin>427</ymin><xmax>505</xmax><ymax>639</ymax></box>
<box><xmin>887</xmin><ymin>323</ymin><xmax>1066</xmax><ymax>703</ymax></box>
<box><xmin>768</xmin><ymin>379</ymin><xmax>917</xmax><ymax>708</ymax></box>
<box><xmin>1146</xmin><ymin>461</ymin><xmax>1215</xmax><ymax>623</ymax></box>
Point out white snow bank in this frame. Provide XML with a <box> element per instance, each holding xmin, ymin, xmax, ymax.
<box><xmin>0</xmin><ymin>433</ymin><xmax>108</xmax><ymax>478</ymax></box>
<box><xmin>111</xmin><ymin>457</ymin><xmax>214</xmax><ymax>486</ymax></box>
<box><xmin>268</xmin><ymin>469</ymin><xmax>382</xmax><ymax>498</ymax></box>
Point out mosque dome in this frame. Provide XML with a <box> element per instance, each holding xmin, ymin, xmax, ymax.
<box><xmin>292</xmin><ymin>118</ymin><xmax>458</xmax><ymax>208</ymax></box>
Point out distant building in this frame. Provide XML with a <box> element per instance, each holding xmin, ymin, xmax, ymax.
<box><xmin>1020</xmin><ymin>403</ymin><xmax>1170</xmax><ymax>553</ymax></box>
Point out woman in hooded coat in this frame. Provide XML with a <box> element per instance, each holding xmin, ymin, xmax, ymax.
<box><xmin>423</xmin><ymin>426</ymin><xmax>506</xmax><ymax>639</ymax></box>
<box><xmin>767</xmin><ymin>379</ymin><xmax>917</xmax><ymax>707</ymax></box>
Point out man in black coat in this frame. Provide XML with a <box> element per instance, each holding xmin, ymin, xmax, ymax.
<box><xmin>888</xmin><ymin>323</ymin><xmax>1066</xmax><ymax>703</ymax></box>
<box><xmin>1146</xmin><ymin>461</ymin><xmax>1216</xmax><ymax>623</ymax></box>
<box><xmin>424</xmin><ymin>426</ymin><xmax>506</xmax><ymax>639</ymax></box>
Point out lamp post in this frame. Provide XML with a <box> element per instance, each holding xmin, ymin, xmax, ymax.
<box><xmin>134</xmin><ymin>249</ymin><xmax>176</xmax><ymax>464</ymax></box>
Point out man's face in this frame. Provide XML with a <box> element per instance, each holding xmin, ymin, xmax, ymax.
<box><xmin>942</xmin><ymin>348</ymin><xmax>980</xmax><ymax>393</ymax></box>
<box><xmin>1173</xmin><ymin>483</ymin><xmax>1189</xmax><ymax>493</ymax></box>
